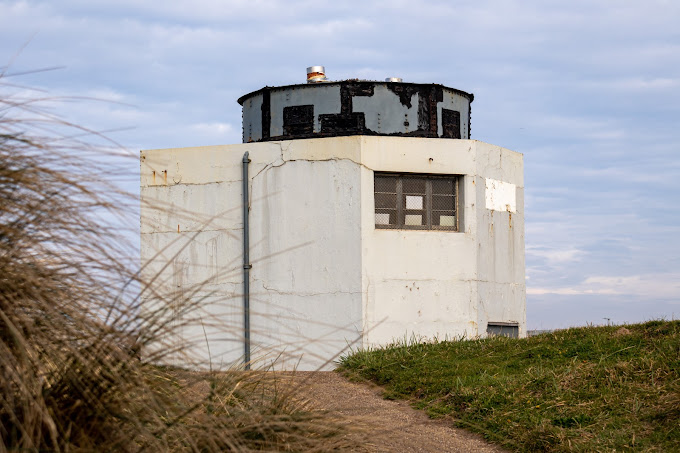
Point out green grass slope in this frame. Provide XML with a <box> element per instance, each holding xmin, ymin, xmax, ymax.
<box><xmin>339</xmin><ymin>321</ymin><xmax>680</xmax><ymax>452</ymax></box>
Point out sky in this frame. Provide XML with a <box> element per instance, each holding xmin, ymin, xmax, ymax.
<box><xmin>1</xmin><ymin>0</ymin><xmax>678</xmax><ymax>330</ymax></box>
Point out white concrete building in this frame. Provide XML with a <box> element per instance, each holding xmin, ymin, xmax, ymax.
<box><xmin>140</xmin><ymin>74</ymin><xmax>525</xmax><ymax>370</ymax></box>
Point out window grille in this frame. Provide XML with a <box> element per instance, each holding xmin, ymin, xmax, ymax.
<box><xmin>374</xmin><ymin>173</ymin><xmax>459</xmax><ymax>230</ymax></box>
<box><xmin>487</xmin><ymin>322</ymin><xmax>519</xmax><ymax>338</ymax></box>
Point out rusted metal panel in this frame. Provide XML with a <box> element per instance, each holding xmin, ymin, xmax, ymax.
<box><xmin>239</xmin><ymin>81</ymin><xmax>473</xmax><ymax>143</ymax></box>
<box><xmin>438</xmin><ymin>88</ymin><xmax>470</xmax><ymax>139</ymax></box>
<box><xmin>242</xmin><ymin>93</ymin><xmax>263</xmax><ymax>142</ymax></box>
<box><xmin>354</xmin><ymin>85</ymin><xmax>419</xmax><ymax>134</ymax></box>
<box><xmin>269</xmin><ymin>84</ymin><xmax>341</xmax><ymax>137</ymax></box>
<box><xmin>442</xmin><ymin>109</ymin><xmax>461</xmax><ymax>139</ymax></box>
<box><xmin>260</xmin><ymin>90</ymin><xmax>270</xmax><ymax>141</ymax></box>
<box><xmin>283</xmin><ymin>104</ymin><xmax>314</xmax><ymax>136</ymax></box>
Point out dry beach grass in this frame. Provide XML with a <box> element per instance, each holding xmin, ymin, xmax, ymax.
<box><xmin>8</xmin><ymin>67</ymin><xmax>676</xmax><ymax>453</ymax></box>
<box><xmin>0</xmin><ymin>72</ymin><xmax>364</xmax><ymax>452</ymax></box>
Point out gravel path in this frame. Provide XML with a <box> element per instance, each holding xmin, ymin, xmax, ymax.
<box><xmin>290</xmin><ymin>371</ymin><xmax>508</xmax><ymax>452</ymax></box>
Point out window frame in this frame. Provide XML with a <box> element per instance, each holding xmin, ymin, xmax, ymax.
<box><xmin>374</xmin><ymin>172</ymin><xmax>460</xmax><ymax>231</ymax></box>
<box><xmin>486</xmin><ymin>322</ymin><xmax>519</xmax><ymax>338</ymax></box>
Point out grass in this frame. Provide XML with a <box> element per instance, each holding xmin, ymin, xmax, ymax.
<box><xmin>339</xmin><ymin>321</ymin><xmax>680</xmax><ymax>452</ymax></box>
<box><xmin>0</xmin><ymin>70</ymin><xmax>362</xmax><ymax>451</ymax></box>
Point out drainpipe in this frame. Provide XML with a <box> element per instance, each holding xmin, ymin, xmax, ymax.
<box><xmin>242</xmin><ymin>151</ymin><xmax>251</xmax><ymax>370</ymax></box>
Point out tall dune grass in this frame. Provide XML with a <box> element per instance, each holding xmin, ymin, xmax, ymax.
<box><xmin>0</xmin><ymin>73</ymin><xmax>358</xmax><ymax>452</ymax></box>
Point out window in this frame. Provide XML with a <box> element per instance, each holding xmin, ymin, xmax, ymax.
<box><xmin>374</xmin><ymin>173</ymin><xmax>459</xmax><ymax>230</ymax></box>
<box><xmin>283</xmin><ymin>105</ymin><xmax>314</xmax><ymax>136</ymax></box>
<box><xmin>487</xmin><ymin>322</ymin><xmax>519</xmax><ymax>338</ymax></box>
<box><xmin>441</xmin><ymin>109</ymin><xmax>461</xmax><ymax>139</ymax></box>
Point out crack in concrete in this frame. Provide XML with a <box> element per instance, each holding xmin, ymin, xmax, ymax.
<box><xmin>253</xmin><ymin>278</ymin><xmax>361</xmax><ymax>298</ymax></box>
<box><xmin>249</xmin><ymin>141</ymin><xmax>377</xmax><ymax>188</ymax></box>
<box><xmin>141</xmin><ymin>226</ymin><xmax>243</xmax><ymax>235</ymax></box>
<box><xmin>142</xmin><ymin>179</ymin><xmax>244</xmax><ymax>188</ymax></box>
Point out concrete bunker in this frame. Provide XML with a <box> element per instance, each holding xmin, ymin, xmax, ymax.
<box><xmin>140</xmin><ymin>67</ymin><xmax>525</xmax><ymax>370</ymax></box>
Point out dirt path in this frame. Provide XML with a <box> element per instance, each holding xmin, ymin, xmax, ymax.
<box><xmin>290</xmin><ymin>372</ymin><xmax>507</xmax><ymax>452</ymax></box>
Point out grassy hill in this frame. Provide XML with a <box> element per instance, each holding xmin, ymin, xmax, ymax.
<box><xmin>339</xmin><ymin>320</ymin><xmax>680</xmax><ymax>452</ymax></box>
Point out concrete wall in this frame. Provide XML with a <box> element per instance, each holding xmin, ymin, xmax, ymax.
<box><xmin>141</xmin><ymin>140</ymin><xmax>364</xmax><ymax>370</ymax></box>
<box><xmin>248</xmin><ymin>149</ymin><xmax>363</xmax><ymax>370</ymax></box>
<box><xmin>359</xmin><ymin>138</ymin><xmax>478</xmax><ymax>345</ymax></box>
<box><xmin>140</xmin><ymin>136</ymin><xmax>524</xmax><ymax>370</ymax></box>
<box><xmin>475</xmin><ymin>145</ymin><xmax>526</xmax><ymax>337</ymax></box>
<box><xmin>358</xmin><ymin>138</ymin><xmax>525</xmax><ymax>345</ymax></box>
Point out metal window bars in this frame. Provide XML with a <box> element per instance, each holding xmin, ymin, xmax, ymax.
<box><xmin>374</xmin><ymin>173</ymin><xmax>458</xmax><ymax>230</ymax></box>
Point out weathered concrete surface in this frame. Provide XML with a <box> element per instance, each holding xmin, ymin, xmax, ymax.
<box><xmin>140</xmin><ymin>136</ymin><xmax>525</xmax><ymax>370</ymax></box>
<box><xmin>359</xmin><ymin>138</ymin><xmax>525</xmax><ymax>346</ymax></box>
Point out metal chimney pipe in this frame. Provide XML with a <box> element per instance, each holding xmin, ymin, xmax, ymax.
<box><xmin>307</xmin><ymin>66</ymin><xmax>327</xmax><ymax>83</ymax></box>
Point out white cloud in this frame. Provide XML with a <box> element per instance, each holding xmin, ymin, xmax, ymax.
<box><xmin>529</xmin><ymin>273</ymin><xmax>680</xmax><ymax>300</ymax></box>
<box><xmin>589</xmin><ymin>77</ymin><xmax>680</xmax><ymax>92</ymax></box>
<box><xmin>528</xmin><ymin>287</ymin><xmax>618</xmax><ymax>296</ymax></box>
<box><xmin>1</xmin><ymin>0</ymin><xmax>679</xmax><ymax>330</ymax></box>
<box><xmin>526</xmin><ymin>246</ymin><xmax>585</xmax><ymax>265</ymax></box>
<box><xmin>279</xmin><ymin>18</ymin><xmax>372</xmax><ymax>38</ymax></box>
<box><xmin>189</xmin><ymin>122</ymin><xmax>234</xmax><ymax>136</ymax></box>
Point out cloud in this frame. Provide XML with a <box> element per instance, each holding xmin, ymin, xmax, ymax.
<box><xmin>526</xmin><ymin>246</ymin><xmax>585</xmax><ymax>266</ymax></box>
<box><xmin>528</xmin><ymin>287</ymin><xmax>618</xmax><ymax>296</ymax></box>
<box><xmin>1</xmin><ymin>0</ymin><xmax>679</xmax><ymax>330</ymax></box>
<box><xmin>188</xmin><ymin>122</ymin><xmax>237</xmax><ymax>144</ymax></box>
<box><xmin>586</xmin><ymin>77</ymin><xmax>680</xmax><ymax>92</ymax></box>
<box><xmin>279</xmin><ymin>18</ymin><xmax>372</xmax><ymax>38</ymax></box>
<box><xmin>529</xmin><ymin>273</ymin><xmax>680</xmax><ymax>300</ymax></box>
